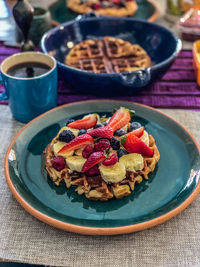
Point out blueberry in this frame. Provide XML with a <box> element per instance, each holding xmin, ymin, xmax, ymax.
<box><xmin>102</xmin><ymin>121</ymin><xmax>108</xmax><ymax>126</ymax></box>
<box><xmin>114</xmin><ymin>128</ymin><xmax>126</xmax><ymax>136</ymax></box>
<box><xmin>129</xmin><ymin>122</ymin><xmax>142</xmax><ymax>132</ymax></box>
<box><xmin>110</xmin><ymin>137</ymin><xmax>120</xmax><ymax>150</ymax></box>
<box><xmin>58</xmin><ymin>130</ymin><xmax>75</xmax><ymax>142</ymax></box>
<box><xmin>119</xmin><ymin>2</ymin><xmax>125</xmax><ymax>7</ymax></box>
<box><xmin>94</xmin><ymin>124</ymin><xmax>102</xmax><ymax>129</ymax></box>
<box><xmin>117</xmin><ymin>149</ymin><xmax>128</xmax><ymax>158</ymax></box>
<box><xmin>66</xmin><ymin>119</ymin><xmax>75</xmax><ymax>125</ymax></box>
<box><xmin>78</xmin><ymin>129</ymin><xmax>87</xmax><ymax>136</ymax></box>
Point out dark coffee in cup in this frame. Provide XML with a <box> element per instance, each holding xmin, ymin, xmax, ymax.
<box><xmin>7</xmin><ymin>62</ymin><xmax>51</xmax><ymax>78</ymax></box>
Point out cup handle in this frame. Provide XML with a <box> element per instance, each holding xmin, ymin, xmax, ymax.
<box><xmin>0</xmin><ymin>72</ymin><xmax>8</xmax><ymax>100</ymax></box>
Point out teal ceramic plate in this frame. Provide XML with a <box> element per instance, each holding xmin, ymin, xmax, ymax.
<box><xmin>5</xmin><ymin>100</ymin><xmax>200</xmax><ymax>235</ymax></box>
<box><xmin>48</xmin><ymin>0</ymin><xmax>158</xmax><ymax>25</ymax></box>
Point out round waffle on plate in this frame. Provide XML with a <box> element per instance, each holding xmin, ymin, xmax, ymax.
<box><xmin>65</xmin><ymin>37</ymin><xmax>152</xmax><ymax>73</ymax></box>
<box><xmin>44</xmin><ymin>107</ymin><xmax>160</xmax><ymax>201</ymax></box>
<box><xmin>67</xmin><ymin>0</ymin><xmax>138</xmax><ymax>17</ymax></box>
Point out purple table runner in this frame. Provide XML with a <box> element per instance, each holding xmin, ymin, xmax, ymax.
<box><xmin>1</xmin><ymin>43</ymin><xmax>200</xmax><ymax>109</ymax></box>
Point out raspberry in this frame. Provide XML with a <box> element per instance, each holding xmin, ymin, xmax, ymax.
<box><xmin>82</xmin><ymin>145</ymin><xmax>94</xmax><ymax>158</ymax></box>
<box><xmin>103</xmin><ymin>154</ymin><xmax>118</xmax><ymax>166</ymax></box>
<box><xmin>52</xmin><ymin>156</ymin><xmax>66</xmax><ymax>171</ymax></box>
<box><xmin>94</xmin><ymin>139</ymin><xmax>110</xmax><ymax>152</ymax></box>
<box><xmin>85</xmin><ymin>165</ymin><xmax>100</xmax><ymax>176</ymax></box>
<box><xmin>92</xmin><ymin>3</ymin><xmax>102</xmax><ymax>9</ymax></box>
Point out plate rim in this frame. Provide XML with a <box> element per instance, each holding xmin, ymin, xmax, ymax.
<box><xmin>48</xmin><ymin>0</ymin><xmax>159</xmax><ymax>25</ymax></box>
<box><xmin>4</xmin><ymin>100</ymin><xmax>200</xmax><ymax>235</ymax></box>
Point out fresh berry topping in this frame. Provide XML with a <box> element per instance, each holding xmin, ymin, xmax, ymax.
<box><xmin>87</xmin><ymin>125</ymin><xmax>113</xmax><ymax>139</ymax></box>
<box><xmin>82</xmin><ymin>144</ymin><xmax>94</xmax><ymax>158</ymax></box>
<box><xmin>130</xmin><ymin>126</ymin><xmax>144</xmax><ymax>138</ymax></box>
<box><xmin>67</xmin><ymin>114</ymin><xmax>97</xmax><ymax>129</ymax></box>
<box><xmin>94</xmin><ymin>139</ymin><xmax>110</xmax><ymax>152</ymax></box>
<box><xmin>129</xmin><ymin>122</ymin><xmax>142</xmax><ymax>132</ymax></box>
<box><xmin>103</xmin><ymin>154</ymin><xmax>118</xmax><ymax>166</ymax></box>
<box><xmin>117</xmin><ymin>148</ymin><xmax>128</xmax><ymax>158</ymax></box>
<box><xmin>94</xmin><ymin>124</ymin><xmax>102</xmax><ymax>129</ymax></box>
<box><xmin>114</xmin><ymin>128</ymin><xmax>126</xmax><ymax>136</ymax></box>
<box><xmin>92</xmin><ymin>3</ymin><xmax>102</xmax><ymax>9</ymax></box>
<box><xmin>113</xmin><ymin>0</ymin><xmax>120</xmax><ymax>5</ymax></box>
<box><xmin>82</xmin><ymin>152</ymin><xmax>106</xmax><ymax>172</ymax></box>
<box><xmin>58</xmin><ymin>130</ymin><xmax>75</xmax><ymax>143</ymax></box>
<box><xmin>52</xmin><ymin>156</ymin><xmax>66</xmax><ymax>171</ymax></box>
<box><xmin>78</xmin><ymin>129</ymin><xmax>87</xmax><ymax>136</ymax></box>
<box><xmin>121</xmin><ymin>133</ymin><xmax>153</xmax><ymax>157</ymax></box>
<box><xmin>85</xmin><ymin>165</ymin><xmax>100</xmax><ymax>176</ymax></box>
<box><xmin>58</xmin><ymin>134</ymin><xmax>94</xmax><ymax>154</ymax></box>
<box><xmin>66</xmin><ymin>119</ymin><xmax>74</xmax><ymax>125</ymax></box>
<box><xmin>110</xmin><ymin>137</ymin><xmax>120</xmax><ymax>150</ymax></box>
<box><xmin>107</xmin><ymin>107</ymin><xmax>131</xmax><ymax>132</ymax></box>
<box><xmin>102</xmin><ymin>121</ymin><xmax>108</xmax><ymax>126</ymax></box>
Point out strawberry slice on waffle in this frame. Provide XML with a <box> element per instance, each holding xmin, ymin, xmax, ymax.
<box><xmin>58</xmin><ymin>134</ymin><xmax>94</xmax><ymax>155</ymax></box>
<box><xmin>107</xmin><ymin>107</ymin><xmax>131</xmax><ymax>132</ymax></box>
<box><xmin>121</xmin><ymin>132</ymin><xmax>153</xmax><ymax>157</ymax></box>
<box><xmin>68</xmin><ymin>114</ymin><xmax>97</xmax><ymax>129</ymax></box>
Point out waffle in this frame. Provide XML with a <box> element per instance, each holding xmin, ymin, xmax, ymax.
<box><xmin>67</xmin><ymin>0</ymin><xmax>138</xmax><ymax>17</ymax></box>
<box><xmin>45</xmin><ymin>133</ymin><xmax>160</xmax><ymax>201</ymax></box>
<box><xmin>65</xmin><ymin>37</ymin><xmax>151</xmax><ymax>73</ymax></box>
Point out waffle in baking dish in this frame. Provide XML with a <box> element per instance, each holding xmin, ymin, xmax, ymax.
<box><xmin>65</xmin><ymin>37</ymin><xmax>152</xmax><ymax>73</ymax></box>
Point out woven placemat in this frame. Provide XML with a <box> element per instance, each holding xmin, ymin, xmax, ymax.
<box><xmin>0</xmin><ymin>105</ymin><xmax>200</xmax><ymax>267</ymax></box>
<box><xmin>0</xmin><ymin>44</ymin><xmax>200</xmax><ymax>109</ymax></box>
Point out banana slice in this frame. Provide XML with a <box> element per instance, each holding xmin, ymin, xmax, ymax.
<box><xmin>140</xmin><ymin>130</ymin><xmax>149</xmax><ymax>146</ymax></box>
<box><xmin>58</xmin><ymin>126</ymin><xmax>79</xmax><ymax>137</ymax></box>
<box><xmin>99</xmin><ymin>162</ymin><xmax>126</xmax><ymax>184</ymax></box>
<box><xmin>66</xmin><ymin>155</ymin><xmax>86</xmax><ymax>172</ymax></box>
<box><xmin>119</xmin><ymin>153</ymin><xmax>144</xmax><ymax>172</ymax></box>
<box><xmin>74</xmin><ymin>147</ymin><xmax>84</xmax><ymax>156</ymax></box>
<box><xmin>53</xmin><ymin>141</ymin><xmax>74</xmax><ymax>157</ymax></box>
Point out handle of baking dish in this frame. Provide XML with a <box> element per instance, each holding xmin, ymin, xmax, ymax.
<box><xmin>118</xmin><ymin>68</ymin><xmax>151</xmax><ymax>88</ymax></box>
<box><xmin>75</xmin><ymin>12</ymin><xmax>99</xmax><ymax>21</ymax></box>
<box><xmin>0</xmin><ymin>72</ymin><xmax>8</xmax><ymax>100</ymax></box>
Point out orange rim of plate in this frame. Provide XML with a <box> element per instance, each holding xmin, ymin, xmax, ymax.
<box><xmin>4</xmin><ymin>100</ymin><xmax>200</xmax><ymax>235</ymax></box>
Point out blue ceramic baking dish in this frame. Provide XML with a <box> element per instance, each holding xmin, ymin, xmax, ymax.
<box><xmin>41</xmin><ymin>16</ymin><xmax>182</xmax><ymax>95</ymax></box>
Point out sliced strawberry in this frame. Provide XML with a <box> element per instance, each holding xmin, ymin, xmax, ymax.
<box><xmin>87</xmin><ymin>125</ymin><xmax>113</xmax><ymax>139</ymax></box>
<box><xmin>121</xmin><ymin>133</ymin><xmax>153</xmax><ymax>157</ymax></box>
<box><xmin>67</xmin><ymin>114</ymin><xmax>97</xmax><ymax>129</ymax></box>
<box><xmin>108</xmin><ymin>107</ymin><xmax>131</xmax><ymax>132</ymax></box>
<box><xmin>58</xmin><ymin>134</ymin><xmax>93</xmax><ymax>154</ymax></box>
<box><xmin>82</xmin><ymin>152</ymin><xmax>106</xmax><ymax>172</ymax></box>
<box><xmin>129</xmin><ymin>126</ymin><xmax>144</xmax><ymax>138</ymax></box>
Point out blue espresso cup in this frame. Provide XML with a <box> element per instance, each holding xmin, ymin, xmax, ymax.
<box><xmin>0</xmin><ymin>52</ymin><xmax>57</xmax><ymax>123</ymax></box>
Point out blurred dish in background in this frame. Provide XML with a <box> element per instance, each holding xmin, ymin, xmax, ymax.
<box><xmin>178</xmin><ymin>7</ymin><xmax>200</xmax><ymax>41</ymax></box>
<box><xmin>48</xmin><ymin>0</ymin><xmax>158</xmax><ymax>25</ymax></box>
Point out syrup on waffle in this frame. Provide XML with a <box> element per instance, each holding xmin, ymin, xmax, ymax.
<box><xmin>65</xmin><ymin>37</ymin><xmax>152</xmax><ymax>73</ymax></box>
